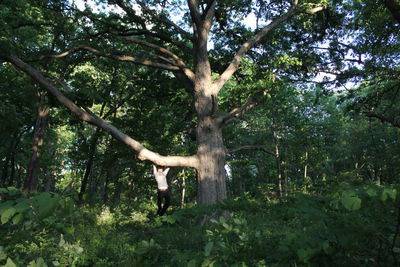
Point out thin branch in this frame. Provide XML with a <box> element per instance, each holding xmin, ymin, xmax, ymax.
<box><xmin>113</xmin><ymin>0</ymin><xmax>147</xmax><ymax>29</ymax></box>
<box><xmin>217</xmin><ymin>89</ymin><xmax>269</xmax><ymax>126</ymax></box>
<box><xmin>135</xmin><ymin>0</ymin><xmax>193</xmax><ymax>40</ymax></box>
<box><xmin>1</xmin><ymin>54</ymin><xmax>199</xmax><ymax>168</ymax></box>
<box><xmin>32</xmin><ymin>45</ymin><xmax>180</xmax><ymax>71</ymax></box>
<box><xmin>123</xmin><ymin>36</ymin><xmax>195</xmax><ymax>81</ymax></box>
<box><xmin>212</xmin><ymin>1</ymin><xmax>327</xmax><ymax>93</ymax></box>
<box><xmin>227</xmin><ymin>146</ymin><xmax>276</xmax><ymax>157</ymax></box>
<box><xmin>364</xmin><ymin>112</ymin><xmax>400</xmax><ymax>128</ymax></box>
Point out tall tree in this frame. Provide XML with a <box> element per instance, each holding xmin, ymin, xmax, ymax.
<box><xmin>0</xmin><ymin>0</ymin><xmax>327</xmax><ymax>204</ymax></box>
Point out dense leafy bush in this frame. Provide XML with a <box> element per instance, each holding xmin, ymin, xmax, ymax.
<box><xmin>1</xmin><ymin>182</ymin><xmax>399</xmax><ymax>266</ymax></box>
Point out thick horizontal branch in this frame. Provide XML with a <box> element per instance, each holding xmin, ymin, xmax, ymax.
<box><xmin>227</xmin><ymin>146</ymin><xmax>275</xmax><ymax>157</ymax></box>
<box><xmin>365</xmin><ymin>112</ymin><xmax>400</xmax><ymax>128</ymax></box>
<box><xmin>0</xmin><ymin>54</ymin><xmax>199</xmax><ymax>168</ymax></box>
<box><xmin>33</xmin><ymin>46</ymin><xmax>180</xmax><ymax>71</ymax></box>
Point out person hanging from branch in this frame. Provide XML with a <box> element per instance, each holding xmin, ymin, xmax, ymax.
<box><xmin>152</xmin><ymin>164</ymin><xmax>171</xmax><ymax>216</ymax></box>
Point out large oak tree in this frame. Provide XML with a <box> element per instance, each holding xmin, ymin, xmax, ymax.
<box><xmin>0</xmin><ymin>0</ymin><xmax>327</xmax><ymax>203</ymax></box>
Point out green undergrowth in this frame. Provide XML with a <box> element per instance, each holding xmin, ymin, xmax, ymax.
<box><xmin>1</xmin><ymin>181</ymin><xmax>400</xmax><ymax>266</ymax></box>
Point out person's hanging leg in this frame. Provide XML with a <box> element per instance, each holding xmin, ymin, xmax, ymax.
<box><xmin>157</xmin><ymin>190</ymin><xmax>163</xmax><ymax>216</ymax></box>
<box><xmin>159</xmin><ymin>189</ymin><xmax>171</xmax><ymax>216</ymax></box>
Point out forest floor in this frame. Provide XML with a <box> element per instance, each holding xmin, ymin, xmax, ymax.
<box><xmin>1</xmin><ymin>182</ymin><xmax>399</xmax><ymax>266</ymax></box>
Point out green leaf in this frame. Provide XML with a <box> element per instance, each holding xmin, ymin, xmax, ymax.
<box><xmin>13</xmin><ymin>199</ymin><xmax>31</xmax><ymax>213</ymax></box>
<box><xmin>1</xmin><ymin>207</ymin><xmax>16</xmax><ymax>224</ymax></box>
<box><xmin>381</xmin><ymin>188</ymin><xmax>397</xmax><ymax>201</ymax></box>
<box><xmin>4</xmin><ymin>257</ymin><xmax>17</xmax><ymax>267</ymax></box>
<box><xmin>204</xmin><ymin>242</ymin><xmax>213</xmax><ymax>257</ymax></box>
<box><xmin>0</xmin><ymin>246</ymin><xmax>6</xmax><ymax>261</ymax></box>
<box><xmin>341</xmin><ymin>192</ymin><xmax>361</xmax><ymax>211</ymax></box>
<box><xmin>34</xmin><ymin>194</ymin><xmax>60</xmax><ymax>220</ymax></box>
<box><xmin>187</xmin><ymin>259</ymin><xmax>196</xmax><ymax>267</ymax></box>
<box><xmin>28</xmin><ymin>257</ymin><xmax>47</xmax><ymax>267</ymax></box>
<box><xmin>366</xmin><ymin>188</ymin><xmax>377</xmax><ymax>197</ymax></box>
<box><xmin>0</xmin><ymin>201</ymin><xmax>14</xmax><ymax>215</ymax></box>
<box><xmin>12</xmin><ymin>213</ymin><xmax>23</xmax><ymax>225</ymax></box>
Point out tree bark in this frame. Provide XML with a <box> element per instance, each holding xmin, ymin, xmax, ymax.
<box><xmin>78</xmin><ymin>128</ymin><xmax>100</xmax><ymax>202</ymax></box>
<box><xmin>304</xmin><ymin>149</ymin><xmax>309</xmax><ymax>180</ymax></box>
<box><xmin>24</xmin><ymin>92</ymin><xmax>50</xmax><ymax>193</ymax></box>
<box><xmin>1</xmin><ymin>132</ymin><xmax>17</xmax><ymax>186</ymax></box>
<box><xmin>270</xmin><ymin>101</ymin><xmax>283</xmax><ymax>197</ymax></box>
<box><xmin>180</xmin><ymin>169</ymin><xmax>186</xmax><ymax>208</ymax></box>
<box><xmin>195</xmin><ymin>104</ymin><xmax>227</xmax><ymax>204</ymax></box>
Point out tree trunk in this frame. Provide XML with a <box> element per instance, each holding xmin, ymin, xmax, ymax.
<box><xmin>284</xmin><ymin>145</ymin><xmax>288</xmax><ymax>196</ymax></box>
<box><xmin>270</xmin><ymin>101</ymin><xmax>283</xmax><ymax>197</ymax></box>
<box><xmin>1</xmin><ymin>135</ymin><xmax>16</xmax><ymax>186</ymax></box>
<box><xmin>101</xmin><ymin>168</ymin><xmax>109</xmax><ymax>206</ymax></box>
<box><xmin>78</xmin><ymin>129</ymin><xmax>100</xmax><ymax>202</ymax></box>
<box><xmin>195</xmin><ymin>115</ymin><xmax>227</xmax><ymax>204</ymax></box>
<box><xmin>273</xmin><ymin>131</ymin><xmax>283</xmax><ymax>197</ymax></box>
<box><xmin>180</xmin><ymin>169</ymin><xmax>186</xmax><ymax>208</ymax></box>
<box><xmin>304</xmin><ymin>149</ymin><xmax>308</xmax><ymax>180</ymax></box>
<box><xmin>24</xmin><ymin>92</ymin><xmax>50</xmax><ymax>193</ymax></box>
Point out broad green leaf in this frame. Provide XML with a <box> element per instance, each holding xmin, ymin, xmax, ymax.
<box><xmin>341</xmin><ymin>192</ymin><xmax>361</xmax><ymax>211</ymax></box>
<box><xmin>0</xmin><ymin>201</ymin><xmax>14</xmax><ymax>215</ymax></box>
<box><xmin>366</xmin><ymin>188</ymin><xmax>377</xmax><ymax>197</ymax></box>
<box><xmin>1</xmin><ymin>207</ymin><xmax>16</xmax><ymax>224</ymax></box>
<box><xmin>382</xmin><ymin>188</ymin><xmax>397</xmax><ymax>201</ymax></box>
<box><xmin>0</xmin><ymin>246</ymin><xmax>6</xmax><ymax>261</ymax></box>
<box><xmin>204</xmin><ymin>242</ymin><xmax>213</xmax><ymax>257</ymax></box>
<box><xmin>35</xmin><ymin>194</ymin><xmax>60</xmax><ymax>220</ymax></box>
<box><xmin>187</xmin><ymin>259</ymin><xmax>196</xmax><ymax>267</ymax></box>
<box><xmin>28</xmin><ymin>257</ymin><xmax>48</xmax><ymax>267</ymax></box>
<box><xmin>4</xmin><ymin>257</ymin><xmax>17</xmax><ymax>267</ymax></box>
<box><xmin>13</xmin><ymin>199</ymin><xmax>31</xmax><ymax>213</ymax></box>
<box><xmin>12</xmin><ymin>213</ymin><xmax>23</xmax><ymax>225</ymax></box>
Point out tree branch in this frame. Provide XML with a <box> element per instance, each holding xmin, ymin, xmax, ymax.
<box><xmin>227</xmin><ymin>146</ymin><xmax>276</xmax><ymax>157</ymax></box>
<box><xmin>135</xmin><ymin>0</ymin><xmax>193</xmax><ymax>40</ymax></box>
<box><xmin>0</xmin><ymin>54</ymin><xmax>199</xmax><ymax>168</ymax></box>
<box><xmin>364</xmin><ymin>112</ymin><xmax>400</xmax><ymax>128</ymax></box>
<box><xmin>212</xmin><ymin>1</ymin><xmax>327</xmax><ymax>93</ymax></box>
<box><xmin>217</xmin><ymin>89</ymin><xmax>269</xmax><ymax>126</ymax></box>
<box><xmin>32</xmin><ymin>45</ymin><xmax>181</xmax><ymax>71</ymax></box>
<box><xmin>122</xmin><ymin>36</ymin><xmax>195</xmax><ymax>81</ymax></box>
<box><xmin>188</xmin><ymin>0</ymin><xmax>202</xmax><ymax>29</ymax></box>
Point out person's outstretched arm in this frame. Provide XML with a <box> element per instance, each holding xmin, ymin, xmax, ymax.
<box><xmin>163</xmin><ymin>167</ymin><xmax>170</xmax><ymax>175</ymax></box>
<box><xmin>153</xmin><ymin>165</ymin><xmax>157</xmax><ymax>176</ymax></box>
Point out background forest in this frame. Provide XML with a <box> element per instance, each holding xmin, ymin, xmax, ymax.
<box><xmin>1</xmin><ymin>0</ymin><xmax>400</xmax><ymax>266</ymax></box>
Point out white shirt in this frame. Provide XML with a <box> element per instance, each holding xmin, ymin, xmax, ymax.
<box><xmin>154</xmin><ymin>167</ymin><xmax>170</xmax><ymax>190</ymax></box>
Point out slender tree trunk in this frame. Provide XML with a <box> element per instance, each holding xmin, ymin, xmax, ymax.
<box><xmin>24</xmin><ymin>92</ymin><xmax>50</xmax><ymax>193</ymax></box>
<box><xmin>273</xmin><ymin>131</ymin><xmax>283</xmax><ymax>197</ymax></box>
<box><xmin>9</xmin><ymin>148</ymin><xmax>16</xmax><ymax>186</ymax></box>
<box><xmin>284</xmin><ymin>146</ymin><xmax>288</xmax><ymax>196</ymax></box>
<box><xmin>1</xmin><ymin>135</ymin><xmax>16</xmax><ymax>186</ymax></box>
<box><xmin>304</xmin><ymin>149</ymin><xmax>309</xmax><ymax>180</ymax></box>
<box><xmin>270</xmin><ymin>101</ymin><xmax>283</xmax><ymax>197</ymax></box>
<box><xmin>100</xmin><ymin>168</ymin><xmax>109</xmax><ymax>206</ymax></box>
<box><xmin>180</xmin><ymin>169</ymin><xmax>186</xmax><ymax>208</ymax></box>
<box><xmin>78</xmin><ymin>128</ymin><xmax>100</xmax><ymax>202</ymax></box>
<box><xmin>128</xmin><ymin>180</ymin><xmax>135</xmax><ymax>210</ymax></box>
